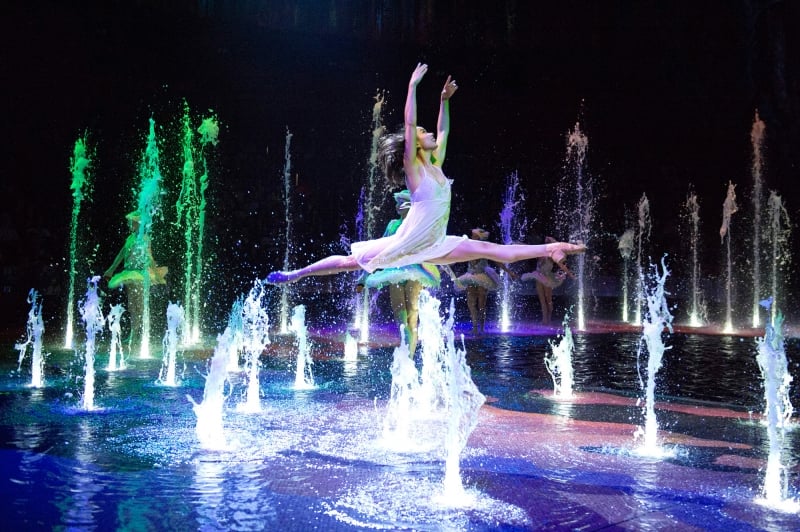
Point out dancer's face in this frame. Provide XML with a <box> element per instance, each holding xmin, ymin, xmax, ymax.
<box><xmin>416</xmin><ymin>127</ymin><xmax>437</xmax><ymax>151</ymax></box>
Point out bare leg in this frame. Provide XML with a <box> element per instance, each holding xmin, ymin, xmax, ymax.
<box><xmin>430</xmin><ymin>240</ymin><xmax>585</xmax><ymax>266</ymax></box>
<box><xmin>267</xmin><ymin>254</ymin><xmax>361</xmax><ymax>284</ymax></box>
<box><xmin>389</xmin><ymin>281</ymin><xmax>422</xmax><ymax>355</ymax></box>
<box><xmin>536</xmin><ymin>281</ymin><xmax>552</xmax><ymax>324</ymax></box>
<box><xmin>404</xmin><ymin>281</ymin><xmax>422</xmax><ymax>355</ymax></box>
<box><xmin>544</xmin><ymin>286</ymin><xmax>554</xmax><ymax>324</ymax></box>
<box><xmin>389</xmin><ymin>283</ymin><xmax>409</xmax><ymax>347</ymax></box>
<box><xmin>466</xmin><ymin>286</ymin><xmax>480</xmax><ymax>335</ymax></box>
<box><xmin>476</xmin><ymin>286</ymin><xmax>488</xmax><ymax>335</ymax></box>
<box><xmin>126</xmin><ymin>283</ymin><xmax>144</xmax><ymax>348</ymax></box>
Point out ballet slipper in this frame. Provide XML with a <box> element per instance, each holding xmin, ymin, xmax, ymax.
<box><xmin>266</xmin><ymin>271</ymin><xmax>298</xmax><ymax>284</ymax></box>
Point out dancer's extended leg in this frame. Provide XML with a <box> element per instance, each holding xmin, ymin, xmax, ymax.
<box><xmin>430</xmin><ymin>240</ymin><xmax>585</xmax><ymax>266</ymax></box>
<box><xmin>267</xmin><ymin>254</ymin><xmax>361</xmax><ymax>284</ymax></box>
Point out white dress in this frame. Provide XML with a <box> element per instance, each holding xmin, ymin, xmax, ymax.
<box><xmin>352</xmin><ymin>164</ymin><xmax>466</xmax><ymax>273</ymax></box>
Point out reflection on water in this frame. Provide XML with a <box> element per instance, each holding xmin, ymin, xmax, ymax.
<box><xmin>0</xmin><ymin>330</ymin><xmax>798</xmax><ymax>529</ymax></box>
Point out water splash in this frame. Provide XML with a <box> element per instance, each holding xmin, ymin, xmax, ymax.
<box><xmin>683</xmin><ymin>190</ymin><xmax>706</xmax><ymax>327</ymax></box>
<box><xmin>159</xmin><ymin>303</ymin><xmax>185</xmax><ymax>387</ymax></box>
<box><xmin>382</xmin><ymin>330</ymin><xmax>420</xmax><ymax>445</ymax></box>
<box><xmin>496</xmin><ymin>171</ymin><xmax>527</xmax><ymax>332</ymax></box>
<box><xmin>290</xmin><ymin>305</ymin><xmax>315</xmax><ymax>389</ymax></box>
<box><xmin>545</xmin><ymin>316</ymin><xmax>575</xmax><ymax>399</ymax></box>
<box><xmin>133</xmin><ymin>118</ymin><xmax>165</xmax><ymax>358</ymax></box>
<box><xmin>439</xmin><ymin>298</ymin><xmax>486</xmax><ymax>505</ymax></box>
<box><xmin>343</xmin><ymin>330</ymin><xmax>358</xmax><ymax>361</ymax></box>
<box><xmin>633</xmin><ymin>257</ymin><xmax>673</xmax><ymax>456</ymax></box>
<box><xmin>15</xmin><ymin>289</ymin><xmax>46</xmax><ymax>388</ymax></box>
<box><xmin>755</xmin><ymin>302</ymin><xmax>798</xmax><ymax>511</ymax></box>
<box><xmin>719</xmin><ymin>182</ymin><xmax>738</xmax><ymax>333</ymax></box>
<box><xmin>78</xmin><ymin>277</ymin><xmax>105</xmax><ymax>411</ymax></box>
<box><xmin>238</xmin><ymin>280</ymin><xmax>270</xmax><ymax>413</ymax></box>
<box><xmin>279</xmin><ymin>127</ymin><xmax>294</xmax><ymax>334</ymax></box>
<box><xmin>750</xmin><ymin>111</ymin><xmax>766</xmax><ymax>328</ymax></box>
<box><xmin>64</xmin><ymin>135</ymin><xmax>92</xmax><ymax>349</ymax></box>
<box><xmin>618</xmin><ymin>228</ymin><xmax>634</xmax><ymax>323</ymax></box>
<box><xmin>189</xmin><ymin>326</ymin><xmax>235</xmax><ymax>451</ymax></box>
<box><xmin>416</xmin><ymin>291</ymin><xmax>449</xmax><ymax>412</ymax></box>
<box><xmin>765</xmin><ymin>192</ymin><xmax>791</xmax><ymax>326</ymax></box>
<box><xmin>381</xmin><ymin>293</ymin><xmax>449</xmax><ymax>448</ymax></box>
<box><xmin>382</xmin><ymin>292</ymin><xmax>485</xmax><ymax>504</ymax></box>
<box><xmin>634</xmin><ymin>194</ymin><xmax>651</xmax><ymax>326</ymax></box>
<box><xmin>105</xmin><ymin>304</ymin><xmax>126</xmax><ymax>371</ymax></box>
<box><xmin>225</xmin><ymin>296</ymin><xmax>245</xmax><ymax>372</ymax></box>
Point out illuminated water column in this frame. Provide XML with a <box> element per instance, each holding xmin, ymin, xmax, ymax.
<box><xmin>279</xmin><ymin>127</ymin><xmax>294</xmax><ymax>334</ymax></box>
<box><xmin>750</xmin><ymin>111</ymin><xmax>766</xmax><ymax>328</ymax></box>
<box><xmin>497</xmin><ymin>171</ymin><xmax>527</xmax><ymax>332</ymax></box>
<box><xmin>177</xmin><ymin>103</ymin><xmax>218</xmax><ymax>345</ymax></box>
<box><xmin>354</xmin><ymin>91</ymin><xmax>386</xmax><ymax>342</ymax></box>
<box><xmin>719</xmin><ymin>181</ymin><xmax>737</xmax><ymax>334</ymax></box>
<box><xmin>766</xmin><ymin>192</ymin><xmax>790</xmax><ymax>326</ymax></box>
<box><xmin>618</xmin><ymin>229</ymin><xmax>634</xmax><ymax>323</ymax></box>
<box><xmin>192</xmin><ymin>114</ymin><xmax>218</xmax><ymax>342</ymax></box>
<box><xmin>634</xmin><ymin>258</ymin><xmax>673</xmax><ymax>457</ymax></box>
<box><xmin>633</xmin><ymin>194</ymin><xmax>650</xmax><ymax>327</ymax></box>
<box><xmin>64</xmin><ymin>135</ymin><xmax>92</xmax><ymax>349</ymax></box>
<box><xmin>134</xmin><ymin>118</ymin><xmax>165</xmax><ymax>358</ymax></box>
<box><xmin>683</xmin><ymin>190</ymin><xmax>705</xmax><ymax>327</ymax></box>
<box><xmin>177</xmin><ymin>102</ymin><xmax>200</xmax><ymax>345</ymax></box>
<box><xmin>556</xmin><ymin>123</ymin><xmax>593</xmax><ymax>331</ymax></box>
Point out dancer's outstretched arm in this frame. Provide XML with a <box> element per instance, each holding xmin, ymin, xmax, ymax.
<box><xmin>404</xmin><ymin>63</ymin><xmax>427</xmax><ymax>193</ymax></box>
<box><xmin>432</xmin><ymin>75</ymin><xmax>457</xmax><ymax>167</ymax></box>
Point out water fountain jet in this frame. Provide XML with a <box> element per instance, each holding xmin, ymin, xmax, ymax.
<box><xmin>278</xmin><ymin>127</ymin><xmax>294</xmax><ymax>335</ymax></box>
<box><xmin>633</xmin><ymin>194</ymin><xmax>651</xmax><ymax>326</ymax></box>
<box><xmin>720</xmin><ymin>182</ymin><xmax>738</xmax><ymax>333</ymax></box>
<box><xmin>158</xmin><ymin>302</ymin><xmax>185</xmax><ymax>387</ymax></box>
<box><xmin>290</xmin><ymin>305</ymin><xmax>315</xmax><ymax>390</ymax></box>
<box><xmin>78</xmin><ymin>276</ymin><xmax>105</xmax><ymax>411</ymax></box>
<box><xmin>750</xmin><ymin>111</ymin><xmax>766</xmax><ymax>328</ymax></box>
<box><xmin>755</xmin><ymin>302</ymin><xmax>798</xmax><ymax>511</ymax></box>
<box><xmin>683</xmin><ymin>190</ymin><xmax>706</xmax><ymax>327</ymax></box>
<box><xmin>618</xmin><ymin>228</ymin><xmax>634</xmax><ymax>323</ymax></box>
<box><xmin>15</xmin><ymin>289</ymin><xmax>46</xmax><ymax>388</ymax></box>
<box><xmin>105</xmin><ymin>304</ymin><xmax>125</xmax><ymax>371</ymax></box>
<box><xmin>545</xmin><ymin>317</ymin><xmax>575</xmax><ymax>399</ymax></box>
<box><xmin>496</xmin><ymin>171</ymin><xmax>527</xmax><ymax>332</ymax></box>
<box><xmin>633</xmin><ymin>257</ymin><xmax>674</xmax><ymax>457</ymax></box>
<box><xmin>238</xmin><ymin>281</ymin><xmax>270</xmax><ymax>413</ymax></box>
<box><xmin>64</xmin><ymin>135</ymin><xmax>92</xmax><ymax>349</ymax></box>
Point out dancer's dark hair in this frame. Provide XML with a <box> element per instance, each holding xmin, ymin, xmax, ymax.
<box><xmin>377</xmin><ymin>129</ymin><xmax>406</xmax><ymax>187</ymax></box>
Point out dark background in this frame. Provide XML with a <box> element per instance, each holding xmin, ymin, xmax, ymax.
<box><xmin>1</xmin><ymin>0</ymin><xmax>798</xmax><ymax>332</ymax></box>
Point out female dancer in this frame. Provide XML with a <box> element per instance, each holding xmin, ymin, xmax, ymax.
<box><xmin>521</xmin><ymin>236</ymin><xmax>570</xmax><ymax>325</ymax></box>
<box><xmin>454</xmin><ymin>228</ymin><xmax>517</xmax><ymax>336</ymax></box>
<box><xmin>267</xmin><ymin>63</ymin><xmax>584</xmax><ymax>285</ymax></box>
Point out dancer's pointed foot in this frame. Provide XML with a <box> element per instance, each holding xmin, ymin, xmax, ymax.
<box><xmin>546</xmin><ymin>242</ymin><xmax>587</xmax><ymax>264</ymax></box>
<box><xmin>266</xmin><ymin>270</ymin><xmax>300</xmax><ymax>284</ymax></box>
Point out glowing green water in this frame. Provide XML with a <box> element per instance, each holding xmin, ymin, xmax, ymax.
<box><xmin>64</xmin><ymin>135</ymin><xmax>92</xmax><ymax>349</ymax></box>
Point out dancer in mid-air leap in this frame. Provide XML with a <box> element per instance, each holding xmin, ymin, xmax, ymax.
<box><xmin>267</xmin><ymin>63</ymin><xmax>584</xmax><ymax>285</ymax></box>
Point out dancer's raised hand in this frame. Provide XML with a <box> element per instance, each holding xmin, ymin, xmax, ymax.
<box><xmin>441</xmin><ymin>75</ymin><xmax>458</xmax><ymax>101</ymax></box>
<box><xmin>410</xmin><ymin>63</ymin><xmax>428</xmax><ymax>86</ymax></box>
